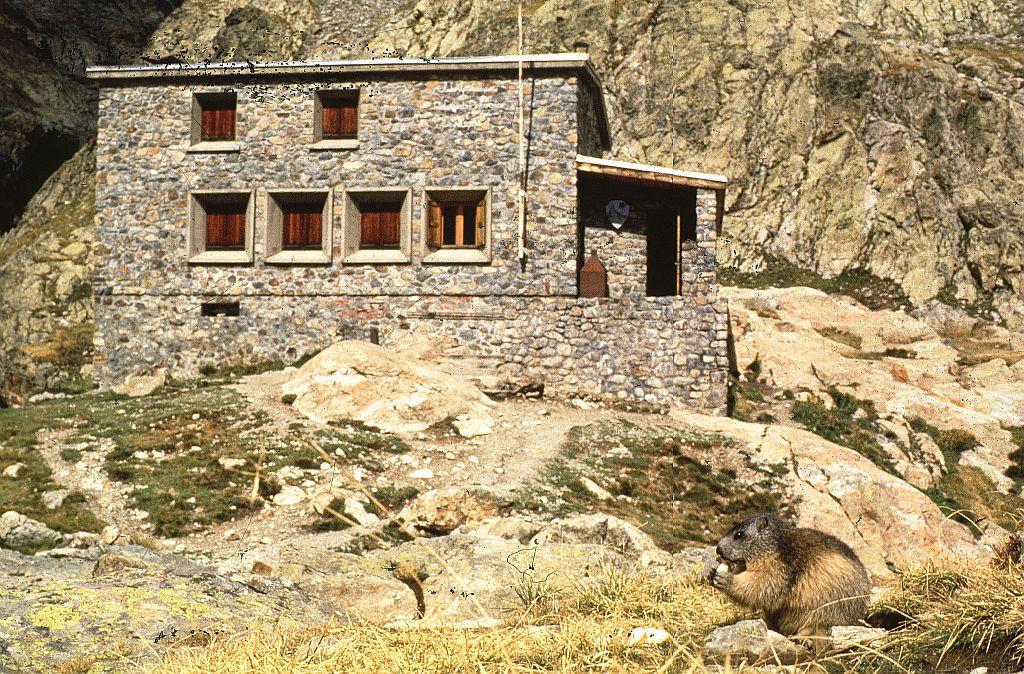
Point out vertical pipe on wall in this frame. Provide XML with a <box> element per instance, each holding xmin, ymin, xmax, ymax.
<box><xmin>517</xmin><ymin>1</ymin><xmax>526</xmax><ymax>262</ymax></box>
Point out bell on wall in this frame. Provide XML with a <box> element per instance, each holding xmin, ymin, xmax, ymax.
<box><xmin>605</xmin><ymin>200</ymin><xmax>630</xmax><ymax>230</ymax></box>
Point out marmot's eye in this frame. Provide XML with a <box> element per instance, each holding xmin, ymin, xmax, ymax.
<box><xmin>734</xmin><ymin>531</ymin><xmax>744</xmax><ymax>540</ymax></box>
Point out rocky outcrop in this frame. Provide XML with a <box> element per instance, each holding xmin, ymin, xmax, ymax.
<box><xmin>0</xmin><ymin>0</ymin><xmax>174</xmax><ymax>234</ymax></box>
<box><xmin>281</xmin><ymin>339</ymin><xmax>496</xmax><ymax>433</ymax></box>
<box><xmin>726</xmin><ymin>286</ymin><xmax>1024</xmax><ymax>488</ymax></box>
<box><xmin>672</xmin><ymin>412</ymin><xmax>985</xmax><ymax>578</ymax></box>
<box><xmin>0</xmin><ymin>142</ymin><xmax>95</xmax><ymax>402</ymax></box>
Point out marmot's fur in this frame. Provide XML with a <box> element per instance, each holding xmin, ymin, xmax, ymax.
<box><xmin>708</xmin><ymin>513</ymin><xmax>871</xmax><ymax>638</ymax></box>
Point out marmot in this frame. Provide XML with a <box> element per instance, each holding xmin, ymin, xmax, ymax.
<box><xmin>707</xmin><ymin>513</ymin><xmax>871</xmax><ymax>638</ymax></box>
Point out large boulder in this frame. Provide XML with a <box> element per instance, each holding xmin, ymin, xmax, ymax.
<box><xmin>0</xmin><ymin>511</ymin><xmax>62</xmax><ymax>551</ymax></box>
<box><xmin>672</xmin><ymin>413</ymin><xmax>984</xmax><ymax>578</ymax></box>
<box><xmin>531</xmin><ymin>513</ymin><xmax>672</xmax><ymax>567</ymax></box>
<box><xmin>726</xmin><ymin>287</ymin><xmax>1024</xmax><ymax>489</ymax></box>
<box><xmin>280</xmin><ymin>340</ymin><xmax>495</xmax><ymax>434</ymax></box>
<box><xmin>396</xmin><ymin>486</ymin><xmax>515</xmax><ymax>536</ymax></box>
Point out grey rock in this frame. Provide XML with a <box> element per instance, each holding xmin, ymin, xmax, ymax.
<box><xmin>703</xmin><ymin>619</ymin><xmax>808</xmax><ymax>666</ymax></box>
<box><xmin>0</xmin><ymin>511</ymin><xmax>63</xmax><ymax>551</ymax></box>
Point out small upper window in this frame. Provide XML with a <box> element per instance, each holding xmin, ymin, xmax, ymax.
<box><xmin>192</xmin><ymin>92</ymin><xmax>237</xmax><ymax>144</ymax></box>
<box><xmin>315</xmin><ymin>90</ymin><xmax>358</xmax><ymax>143</ymax></box>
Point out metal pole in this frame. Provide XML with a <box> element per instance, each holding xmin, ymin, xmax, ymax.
<box><xmin>517</xmin><ymin>1</ymin><xmax>526</xmax><ymax>262</ymax></box>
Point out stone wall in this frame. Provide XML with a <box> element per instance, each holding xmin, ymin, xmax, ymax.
<box><xmin>94</xmin><ymin>67</ymin><xmax>728</xmax><ymax>411</ymax></box>
<box><xmin>95</xmin><ymin>293</ymin><xmax>728</xmax><ymax>411</ymax></box>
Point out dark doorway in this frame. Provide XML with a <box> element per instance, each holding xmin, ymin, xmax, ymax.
<box><xmin>646</xmin><ymin>205</ymin><xmax>679</xmax><ymax>297</ymax></box>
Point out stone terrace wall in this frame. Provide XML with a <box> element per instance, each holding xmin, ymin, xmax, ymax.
<box><xmin>95</xmin><ymin>292</ymin><xmax>728</xmax><ymax>411</ymax></box>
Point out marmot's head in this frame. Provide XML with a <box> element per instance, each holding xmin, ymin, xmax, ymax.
<box><xmin>716</xmin><ymin>513</ymin><xmax>791</xmax><ymax>568</ymax></box>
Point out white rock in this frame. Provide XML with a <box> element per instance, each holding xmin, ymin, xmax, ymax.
<box><xmin>829</xmin><ymin>625</ymin><xmax>887</xmax><ymax>650</ymax></box>
<box><xmin>272</xmin><ymin>485</ymin><xmax>306</xmax><ymax>506</ymax></box>
<box><xmin>627</xmin><ymin>627</ymin><xmax>671</xmax><ymax>646</ymax></box>
<box><xmin>2</xmin><ymin>463</ymin><xmax>25</xmax><ymax>478</ymax></box>
<box><xmin>218</xmin><ymin>457</ymin><xmax>246</xmax><ymax>470</ymax></box>
<box><xmin>100</xmin><ymin>524</ymin><xmax>121</xmax><ymax>545</ymax></box>
<box><xmin>579</xmin><ymin>476</ymin><xmax>612</xmax><ymax>500</ymax></box>
<box><xmin>41</xmin><ymin>490</ymin><xmax>68</xmax><ymax>510</ymax></box>
<box><xmin>112</xmin><ymin>372</ymin><xmax>166</xmax><ymax>397</ymax></box>
<box><xmin>343</xmin><ymin>498</ymin><xmax>380</xmax><ymax>527</ymax></box>
<box><xmin>453</xmin><ymin>417</ymin><xmax>493</xmax><ymax>438</ymax></box>
<box><xmin>409</xmin><ymin>469</ymin><xmax>434</xmax><ymax>480</ymax></box>
<box><xmin>570</xmin><ymin>398</ymin><xmax>592</xmax><ymax>410</ymax></box>
<box><xmin>276</xmin><ymin>466</ymin><xmax>304</xmax><ymax>482</ymax></box>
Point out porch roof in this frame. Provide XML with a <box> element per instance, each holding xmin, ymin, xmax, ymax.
<box><xmin>575</xmin><ymin>155</ymin><xmax>728</xmax><ymax>191</ymax></box>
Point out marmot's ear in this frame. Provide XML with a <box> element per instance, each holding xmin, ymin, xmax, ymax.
<box><xmin>757</xmin><ymin>515</ymin><xmax>769</xmax><ymax>531</ymax></box>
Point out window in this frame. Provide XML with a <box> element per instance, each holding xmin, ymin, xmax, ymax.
<box><xmin>189</xmin><ymin>92</ymin><xmax>240</xmax><ymax>152</ymax></box>
<box><xmin>342</xmin><ymin>189</ymin><xmax>411</xmax><ymax>264</ymax></box>
<box><xmin>423</xmin><ymin>188</ymin><xmax>491</xmax><ymax>264</ymax></box>
<box><xmin>265</xmin><ymin>189</ymin><xmax>332</xmax><ymax>264</ymax></box>
<box><xmin>312</xmin><ymin>90</ymin><xmax>359</xmax><ymax>149</ymax></box>
<box><xmin>188</xmin><ymin>190</ymin><xmax>254</xmax><ymax>264</ymax></box>
<box><xmin>359</xmin><ymin>203</ymin><xmax>401</xmax><ymax>249</ymax></box>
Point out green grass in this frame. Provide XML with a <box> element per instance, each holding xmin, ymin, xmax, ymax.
<box><xmin>515</xmin><ymin>420</ymin><xmax>788</xmax><ymax>551</ymax></box>
<box><xmin>0</xmin><ymin>397</ymin><xmax>107</xmax><ymax>551</ymax></box>
<box><xmin>719</xmin><ymin>255</ymin><xmax>913</xmax><ymax>312</ymax></box>
<box><xmin>0</xmin><ymin>383</ymin><xmax>412</xmax><ymax>540</ymax></box>
<box><xmin>816</xmin><ymin>326</ymin><xmax>863</xmax><ymax>350</ymax></box>
<box><xmin>792</xmin><ymin>387</ymin><xmax>899</xmax><ymax>475</ymax></box>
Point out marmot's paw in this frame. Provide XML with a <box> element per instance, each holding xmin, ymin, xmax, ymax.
<box><xmin>711</xmin><ymin>566</ymin><xmax>734</xmax><ymax>590</ymax></box>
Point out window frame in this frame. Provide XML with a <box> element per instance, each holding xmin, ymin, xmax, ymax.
<box><xmin>311</xmin><ymin>89</ymin><xmax>360</xmax><ymax>150</ymax></box>
<box><xmin>188</xmin><ymin>91</ymin><xmax>241</xmax><ymax>153</ymax></box>
<box><xmin>422</xmin><ymin>187</ymin><xmax>492</xmax><ymax>264</ymax></box>
<box><xmin>341</xmin><ymin>188</ymin><xmax>412</xmax><ymax>264</ymax></box>
<box><xmin>187</xmin><ymin>189</ymin><xmax>255</xmax><ymax>264</ymax></box>
<box><xmin>264</xmin><ymin>188</ymin><xmax>333</xmax><ymax>265</ymax></box>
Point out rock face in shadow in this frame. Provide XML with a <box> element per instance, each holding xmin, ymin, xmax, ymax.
<box><xmin>0</xmin><ymin>0</ymin><xmax>177</xmax><ymax>235</ymax></box>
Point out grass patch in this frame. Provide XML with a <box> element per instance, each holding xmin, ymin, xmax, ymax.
<box><xmin>1006</xmin><ymin>426</ymin><xmax>1024</xmax><ymax>485</ymax></box>
<box><xmin>792</xmin><ymin>388</ymin><xmax>899</xmax><ymax>475</ymax></box>
<box><xmin>516</xmin><ymin>420</ymin><xmax>788</xmax><ymax>550</ymax></box>
<box><xmin>0</xmin><ymin>385</ymin><xmax>409</xmax><ymax>539</ymax></box>
<box><xmin>0</xmin><ymin>398</ymin><xmax>107</xmax><ymax>551</ymax></box>
<box><xmin>816</xmin><ymin>326</ymin><xmax>863</xmax><ymax>350</ymax></box>
<box><xmin>720</xmin><ymin>255</ymin><xmax>913</xmax><ymax>312</ymax></box>
<box><xmin>906</xmin><ymin>418</ymin><xmax>1021</xmax><ymax>532</ymax></box>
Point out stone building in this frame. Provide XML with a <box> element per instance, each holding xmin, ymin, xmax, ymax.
<box><xmin>86</xmin><ymin>54</ymin><xmax>729</xmax><ymax>411</ymax></box>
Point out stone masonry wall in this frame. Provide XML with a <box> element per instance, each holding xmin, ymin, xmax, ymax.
<box><xmin>94</xmin><ymin>69</ymin><xmax>728</xmax><ymax>411</ymax></box>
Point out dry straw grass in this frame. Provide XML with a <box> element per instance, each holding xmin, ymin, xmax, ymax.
<box><xmin>144</xmin><ymin>567</ymin><xmax>756</xmax><ymax>674</ymax></box>
<box><xmin>141</xmin><ymin>558</ymin><xmax>1024</xmax><ymax>674</ymax></box>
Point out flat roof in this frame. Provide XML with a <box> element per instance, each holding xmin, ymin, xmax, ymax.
<box><xmin>85</xmin><ymin>53</ymin><xmax>596</xmax><ymax>81</ymax></box>
<box><xmin>576</xmin><ymin>155</ymin><xmax>728</xmax><ymax>190</ymax></box>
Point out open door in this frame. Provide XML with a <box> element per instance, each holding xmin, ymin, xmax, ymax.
<box><xmin>646</xmin><ymin>205</ymin><xmax>680</xmax><ymax>297</ymax></box>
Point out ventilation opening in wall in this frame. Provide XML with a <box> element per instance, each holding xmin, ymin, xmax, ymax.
<box><xmin>200</xmin><ymin>301</ymin><xmax>240</xmax><ymax>317</ymax></box>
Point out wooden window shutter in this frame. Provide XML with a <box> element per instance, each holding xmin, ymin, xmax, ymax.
<box><xmin>475</xmin><ymin>197</ymin><xmax>485</xmax><ymax>248</ymax></box>
<box><xmin>428</xmin><ymin>201</ymin><xmax>442</xmax><ymax>247</ymax></box>
<box><xmin>206</xmin><ymin>205</ymin><xmax>245</xmax><ymax>249</ymax></box>
<box><xmin>341</xmin><ymin>104</ymin><xmax>357</xmax><ymax>136</ymax></box>
<box><xmin>380</xmin><ymin>207</ymin><xmax>399</xmax><ymax>246</ymax></box>
<box><xmin>283</xmin><ymin>206</ymin><xmax>322</xmax><ymax>249</ymax></box>
<box><xmin>360</xmin><ymin>209</ymin><xmax>378</xmax><ymax>246</ymax></box>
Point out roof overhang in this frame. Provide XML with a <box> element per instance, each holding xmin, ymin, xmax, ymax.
<box><xmin>576</xmin><ymin>155</ymin><xmax>728</xmax><ymax>191</ymax></box>
<box><xmin>86</xmin><ymin>53</ymin><xmax>595</xmax><ymax>82</ymax></box>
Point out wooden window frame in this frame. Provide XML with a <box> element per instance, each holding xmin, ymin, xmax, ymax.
<box><xmin>189</xmin><ymin>91</ymin><xmax>241</xmax><ymax>153</ymax></box>
<box><xmin>187</xmin><ymin>190</ymin><xmax>254</xmax><ymax>264</ymax></box>
<box><xmin>341</xmin><ymin>188</ymin><xmax>412</xmax><ymax>264</ymax></box>
<box><xmin>311</xmin><ymin>89</ymin><xmax>360</xmax><ymax>150</ymax></box>
<box><xmin>265</xmin><ymin>189</ymin><xmax>333</xmax><ymax>265</ymax></box>
<box><xmin>422</xmin><ymin>187</ymin><xmax>491</xmax><ymax>264</ymax></box>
